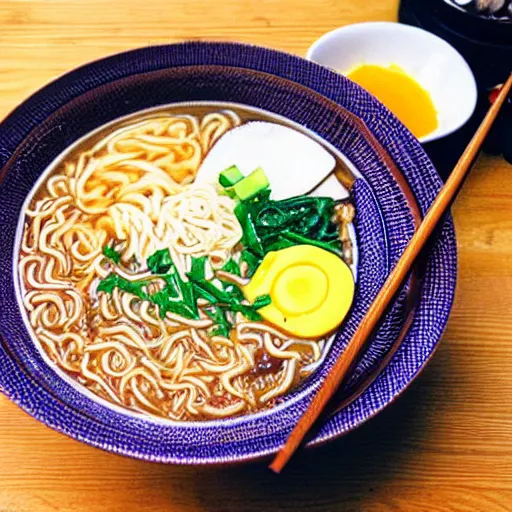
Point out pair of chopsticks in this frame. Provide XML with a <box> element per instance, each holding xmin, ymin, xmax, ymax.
<box><xmin>270</xmin><ymin>72</ymin><xmax>512</xmax><ymax>474</ymax></box>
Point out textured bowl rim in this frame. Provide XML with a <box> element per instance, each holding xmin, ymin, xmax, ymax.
<box><xmin>0</xmin><ymin>42</ymin><xmax>457</xmax><ymax>465</ymax></box>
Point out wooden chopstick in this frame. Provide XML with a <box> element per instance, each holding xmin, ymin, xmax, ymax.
<box><xmin>270</xmin><ymin>72</ymin><xmax>512</xmax><ymax>474</ymax></box>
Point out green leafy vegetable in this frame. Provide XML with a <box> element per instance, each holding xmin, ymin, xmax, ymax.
<box><xmin>98</xmin><ymin>249</ymin><xmax>271</xmax><ymax>335</ymax></box>
<box><xmin>190</xmin><ymin>278</ymin><xmax>231</xmax><ymax>304</ymax></box>
<box><xmin>230</xmin><ymin>303</ymin><xmax>263</xmax><ymax>321</ymax></box>
<box><xmin>102</xmin><ymin>245</ymin><xmax>121</xmax><ymax>264</ymax></box>
<box><xmin>147</xmin><ymin>249</ymin><xmax>173</xmax><ymax>274</ymax></box>
<box><xmin>205</xmin><ymin>306</ymin><xmax>232</xmax><ymax>338</ymax></box>
<box><xmin>235</xmin><ymin>201</ymin><xmax>265</xmax><ymax>257</ymax></box>
<box><xmin>158</xmin><ymin>267</ymin><xmax>199</xmax><ymax>319</ymax></box>
<box><xmin>252</xmin><ymin>294</ymin><xmax>272</xmax><ymax>310</ymax></box>
<box><xmin>221</xmin><ymin>281</ymin><xmax>245</xmax><ymax>303</ymax></box>
<box><xmin>151</xmin><ymin>288</ymin><xmax>199</xmax><ymax>319</ymax></box>
<box><xmin>188</xmin><ymin>256</ymin><xmax>207</xmax><ymax>281</ymax></box>
<box><xmin>228</xmin><ymin>293</ymin><xmax>271</xmax><ymax>322</ymax></box>
<box><xmin>219</xmin><ymin>165</ymin><xmax>244</xmax><ymax>187</ymax></box>
<box><xmin>97</xmin><ymin>264</ymin><xmax>199</xmax><ymax>320</ymax></box>
<box><xmin>97</xmin><ymin>273</ymin><xmax>148</xmax><ymax>299</ymax></box>
<box><xmin>221</xmin><ymin>258</ymin><xmax>241</xmax><ymax>277</ymax></box>
<box><xmin>235</xmin><ymin>191</ymin><xmax>343</xmax><ymax>271</ymax></box>
<box><xmin>241</xmin><ymin>249</ymin><xmax>261</xmax><ymax>278</ymax></box>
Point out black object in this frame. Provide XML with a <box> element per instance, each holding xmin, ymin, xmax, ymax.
<box><xmin>398</xmin><ymin>0</ymin><xmax>512</xmax><ymax>177</ymax></box>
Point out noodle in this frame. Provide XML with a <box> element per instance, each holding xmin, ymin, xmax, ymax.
<box><xmin>18</xmin><ymin>108</ymin><xmax>337</xmax><ymax>421</ymax></box>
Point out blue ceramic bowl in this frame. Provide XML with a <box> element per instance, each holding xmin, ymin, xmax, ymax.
<box><xmin>0</xmin><ymin>42</ymin><xmax>457</xmax><ymax>464</ymax></box>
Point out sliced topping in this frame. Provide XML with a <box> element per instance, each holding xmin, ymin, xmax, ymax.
<box><xmin>196</xmin><ymin>121</ymin><xmax>336</xmax><ymax>200</ymax></box>
<box><xmin>243</xmin><ymin>245</ymin><xmax>354</xmax><ymax>338</ymax></box>
<box><xmin>219</xmin><ymin>167</ymin><xmax>270</xmax><ymax>202</ymax></box>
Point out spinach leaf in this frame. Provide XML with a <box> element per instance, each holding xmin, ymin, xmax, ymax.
<box><xmin>205</xmin><ymin>306</ymin><xmax>232</xmax><ymax>338</ymax></box>
<box><xmin>102</xmin><ymin>245</ymin><xmax>121</xmax><ymax>264</ymax></box>
<box><xmin>235</xmin><ymin>191</ymin><xmax>343</xmax><ymax>269</ymax></box>
<box><xmin>147</xmin><ymin>248</ymin><xmax>173</xmax><ymax>274</ymax></box>
<box><xmin>221</xmin><ymin>258</ymin><xmax>241</xmax><ymax>277</ymax></box>
<box><xmin>188</xmin><ymin>256</ymin><xmax>207</xmax><ymax>281</ymax></box>
<box><xmin>97</xmin><ymin>274</ymin><xmax>151</xmax><ymax>302</ymax></box>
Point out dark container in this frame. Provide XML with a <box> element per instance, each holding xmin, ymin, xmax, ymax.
<box><xmin>398</xmin><ymin>0</ymin><xmax>512</xmax><ymax>177</ymax></box>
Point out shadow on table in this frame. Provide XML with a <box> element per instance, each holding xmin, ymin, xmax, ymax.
<box><xmin>136</xmin><ymin>345</ymin><xmax>456</xmax><ymax>512</ymax></box>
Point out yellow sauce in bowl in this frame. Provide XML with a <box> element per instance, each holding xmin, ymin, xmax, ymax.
<box><xmin>347</xmin><ymin>64</ymin><xmax>438</xmax><ymax>139</ymax></box>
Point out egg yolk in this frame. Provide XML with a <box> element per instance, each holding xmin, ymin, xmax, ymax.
<box><xmin>243</xmin><ymin>245</ymin><xmax>354</xmax><ymax>338</ymax></box>
<box><xmin>347</xmin><ymin>64</ymin><xmax>438</xmax><ymax>139</ymax></box>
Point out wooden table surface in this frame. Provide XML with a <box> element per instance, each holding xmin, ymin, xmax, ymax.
<box><xmin>1</xmin><ymin>1</ymin><xmax>511</xmax><ymax>510</ymax></box>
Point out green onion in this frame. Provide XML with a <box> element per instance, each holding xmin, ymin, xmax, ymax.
<box><xmin>252</xmin><ymin>294</ymin><xmax>271</xmax><ymax>310</ymax></box>
<box><xmin>232</xmin><ymin>167</ymin><xmax>269</xmax><ymax>201</ymax></box>
<box><xmin>241</xmin><ymin>249</ymin><xmax>261</xmax><ymax>278</ymax></box>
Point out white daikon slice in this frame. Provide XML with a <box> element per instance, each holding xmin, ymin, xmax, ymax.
<box><xmin>309</xmin><ymin>174</ymin><xmax>350</xmax><ymax>200</ymax></box>
<box><xmin>195</xmin><ymin>121</ymin><xmax>336</xmax><ymax>200</ymax></box>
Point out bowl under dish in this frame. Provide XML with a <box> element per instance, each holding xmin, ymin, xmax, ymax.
<box><xmin>0</xmin><ymin>42</ymin><xmax>457</xmax><ymax>464</ymax></box>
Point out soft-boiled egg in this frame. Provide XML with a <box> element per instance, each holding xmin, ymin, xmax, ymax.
<box><xmin>195</xmin><ymin>121</ymin><xmax>336</xmax><ymax>200</ymax></box>
<box><xmin>243</xmin><ymin>245</ymin><xmax>354</xmax><ymax>339</ymax></box>
<box><xmin>347</xmin><ymin>64</ymin><xmax>438</xmax><ymax>139</ymax></box>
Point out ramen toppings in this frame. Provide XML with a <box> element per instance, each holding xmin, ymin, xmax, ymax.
<box><xmin>18</xmin><ymin>108</ymin><xmax>356</xmax><ymax>421</ymax></box>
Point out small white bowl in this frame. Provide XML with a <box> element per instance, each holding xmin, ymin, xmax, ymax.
<box><xmin>306</xmin><ymin>22</ymin><xmax>478</xmax><ymax>143</ymax></box>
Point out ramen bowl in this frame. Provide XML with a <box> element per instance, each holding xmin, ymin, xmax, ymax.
<box><xmin>0</xmin><ymin>42</ymin><xmax>457</xmax><ymax>464</ymax></box>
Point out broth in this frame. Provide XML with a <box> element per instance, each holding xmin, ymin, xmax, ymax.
<box><xmin>17</xmin><ymin>103</ymin><xmax>356</xmax><ymax>421</ymax></box>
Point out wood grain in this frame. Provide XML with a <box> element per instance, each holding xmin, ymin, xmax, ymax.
<box><xmin>270</xmin><ymin>75</ymin><xmax>512</xmax><ymax>473</ymax></box>
<box><xmin>0</xmin><ymin>0</ymin><xmax>511</xmax><ymax>510</ymax></box>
